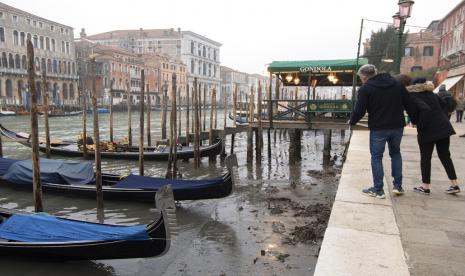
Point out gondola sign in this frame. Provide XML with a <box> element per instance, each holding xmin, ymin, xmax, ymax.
<box><xmin>307</xmin><ymin>100</ymin><xmax>352</xmax><ymax>112</ymax></box>
<box><xmin>300</xmin><ymin>66</ymin><xmax>332</xmax><ymax>72</ymax></box>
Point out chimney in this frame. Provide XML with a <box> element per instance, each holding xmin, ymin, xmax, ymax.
<box><xmin>80</xmin><ymin>28</ymin><xmax>87</xmax><ymax>38</ymax></box>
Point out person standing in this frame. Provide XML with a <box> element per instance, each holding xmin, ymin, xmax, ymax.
<box><xmin>437</xmin><ymin>84</ymin><xmax>457</xmax><ymax>120</ymax></box>
<box><xmin>350</xmin><ymin>64</ymin><xmax>411</xmax><ymax>199</ymax></box>
<box><xmin>406</xmin><ymin>78</ymin><xmax>460</xmax><ymax>194</ymax></box>
<box><xmin>456</xmin><ymin>95</ymin><xmax>464</xmax><ymax>123</ymax></box>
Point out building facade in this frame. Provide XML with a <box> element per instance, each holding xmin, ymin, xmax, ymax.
<box><xmin>400</xmin><ymin>22</ymin><xmax>441</xmax><ymax>74</ymax></box>
<box><xmin>0</xmin><ymin>2</ymin><xmax>78</xmax><ymax>108</ymax></box>
<box><xmin>85</xmin><ymin>28</ymin><xmax>220</xmax><ymax>101</ymax></box>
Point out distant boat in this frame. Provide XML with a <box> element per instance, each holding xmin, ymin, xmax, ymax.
<box><xmin>0</xmin><ymin>110</ymin><xmax>16</xmax><ymax>116</ymax></box>
<box><xmin>40</xmin><ymin>110</ymin><xmax>84</xmax><ymax>117</ymax></box>
<box><xmin>87</xmin><ymin>108</ymin><xmax>110</xmax><ymax>114</ymax></box>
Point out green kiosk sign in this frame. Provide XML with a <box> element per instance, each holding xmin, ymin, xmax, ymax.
<box><xmin>308</xmin><ymin>100</ymin><xmax>353</xmax><ymax>112</ymax></box>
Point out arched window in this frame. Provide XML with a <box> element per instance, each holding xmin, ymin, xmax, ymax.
<box><xmin>0</xmin><ymin>28</ymin><xmax>5</xmax><ymax>42</ymax></box>
<box><xmin>203</xmin><ymin>46</ymin><xmax>206</xmax><ymax>57</ymax></box>
<box><xmin>45</xmin><ymin>37</ymin><xmax>50</xmax><ymax>50</ymax></box>
<box><xmin>51</xmin><ymin>39</ymin><xmax>55</xmax><ymax>51</ymax></box>
<box><xmin>8</xmin><ymin>53</ymin><xmax>14</xmax><ymax>68</ymax></box>
<box><xmin>47</xmin><ymin>59</ymin><xmax>51</xmax><ymax>73</ymax></box>
<box><xmin>35</xmin><ymin>57</ymin><xmax>40</xmax><ymax>71</ymax></box>
<box><xmin>17</xmin><ymin>80</ymin><xmax>23</xmax><ymax>104</ymax></box>
<box><xmin>62</xmin><ymin>83</ymin><xmax>68</xmax><ymax>100</ymax></box>
<box><xmin>65</xmin><ymin>42</ymin><xmax>69</xmax><ymax>54</ymax></box>
<box><xmin>72</xmin><ymin>62</ymin><xmax>75</xmax><ymax>74</ymax></box>
<box><xmin>15</xmin><ymin>54</ymin><xmax>20</xmax><ymax>69</ymax></box>
<box><xmin>0</xmin><ymin>52</ymin><xmax>5</xmax><ymax>68</ymax></box>
<box><xmin>6</xmin><ymin>79</ymin><xmax>13</xmax><ymax>98</ymax></box>
<box><xmin>21</xmin><ymin>55</ymin><xmax>26</xmax><ymax>69</ymax></box>
<box><xmin>53</xmin><ymin>59</ymin><xmax>57</xmax><ymax>73</ymax></box>
<box><xmin>41</xmin><ymin>58</ymin><xmax>46</xmax><ymax>72</ymax></box>
<box><xmin>58</xmin><ymin>60</ymin><xmax>62</xmax><ymax>74</ymax></box>
<box><xmin>20</xmin><ymin>32</ymin><xmax>25</xmax><ymax>46</ymax></box>
<box><xmin>69</xmin><ymin>83</ymin><xmax>74</xmax><ymax>99</ymax></box>
<box><xmin>13</xmin><ymin>30</ymin><xmax>19</xmax><ymax>45</ymax></box>
<box><xmin>39</xmin><ymin>36</ymin><xmax>44</xmax><ymax>49</ymax></box>
<box><xmin>67</xmin><ymin>62</ymin><xmax>71</xmax><ymax>74</ymax></box>
<box><xmin>33</xmin><ymin>35</ymin><xmax>38</xmax><ymax>48</ymax></box>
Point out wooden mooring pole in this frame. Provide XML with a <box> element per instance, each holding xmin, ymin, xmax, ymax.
<box><xmin>42</xmin><ymin>71</ymin><xmax>51</xmax><ymax>158</ymax></box>
<box><xmin>82</xmin><ymin>88</ymin><xmax>88</xmax><ymax>158</ymax></box>
<box><xmin>147</xmin><ymin>83</ymin><xmax>152</xmax><ymax>147</ymax></box>
<box><xmin>203</xmin><ymin>84</ymin><xmax>207</xmax><ymax>131</ymax></box>
<box><xmin>127</xmin><ymin>81</ymin><xmax>132</xmax><ymax>146</ymax></box>
<box><xmin>27</xmin><ymin>39</ymin><xmax>43</xmax><ymax>212</ymax></box>
<box><xmin>209</xmin><ymin>86</ymin><xmax>217</xmax><ymax>162</ymax></box>
<box><xmin>90</xmin><ymin>57</ymin><xmax>103</xmax><ymax>209</ymax></box>
<box><xmin>161</xmin><ymin>83</ymin><xmax>168</xmax><ymax>140</ymax></box>
<box><xmin>193</xmin><ymin>78</ymin><xmax>200</xmax><ymax>168</ymax></box>
<box><xmin>109</xmin><ymin>80</ymin><xmax>114</xmax><ymax>142</ymax></box>
<box><xmin>166</xmin><ymin>73</ymin><xmax>178</xmax><ymax>178</ymax></box>
<box><xmin>139</xmin><ymin>70</ymin><xmax>145</xmax><ymax>176</ymax></box>
<box><xmin>256</xmin><ymin>81</ymin><xmax>263</xmax><ymax>162</ymax></box>
<box><xmin>186</xmin><ymin>84</ymin><xmax>190</xmax><ymax>145</ymax></box>
<box><xmin>246</xmin><ymin>86</ymin><xmax>254</xmax><ymax>163</ymax></box>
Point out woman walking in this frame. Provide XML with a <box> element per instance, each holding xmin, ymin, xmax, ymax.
<box><xmin>406</xmin><ymin>78</ymin><xmax>460</xmax><ymax>194</ymax></box>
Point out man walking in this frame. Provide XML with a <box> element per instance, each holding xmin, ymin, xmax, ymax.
<box><xmin>349</xmin><ymin>64</ymin><xmax>411</xmax><ymax>199</ymax></box>
<box><xmin>456</xmin><ymin>95</ymin><xmax>464</xmax><ymax>123</ymax></box>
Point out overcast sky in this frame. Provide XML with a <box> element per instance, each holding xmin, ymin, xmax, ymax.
<box><xmin>3</xmin><ymin>0</ymin><xmax>462</xmax><ymax>74</ymax></box>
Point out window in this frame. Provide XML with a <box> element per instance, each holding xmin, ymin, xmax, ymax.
<box><xmin>51</xmin><ymin>39</ymin><xmax>55</xmax><ymax>51</ymax></box>
<box><xmin>0</xmin><ymin>12</ymin><xmax>3</xmax><ymax>19</ymax></box>
<box><xmin>50</xmin><ymin>25</ymin><xmax>54</xmax><ymax>31</ymax></box>
<box><xmin>423</xmin><ymin>46</ymin><xmax>434</xmax><ymax>56</ymax></box>
<box><xmin>60</xmin><ymin>28</ymin><xmax>64</xmax><ymax>34</ymax></box>
<box><xmin>8</xmin><ymin>53</ymin><xmax>14</xmax><ymax>68</ymax></box>
<box><xmin>47</xmin><ymin>59</ymin><xmax>51</xmax><ymax>73</ymax></box>
<box><xmin>0</xmin><ymin>28</ymin><xmax>4</xmax><ymax>42</ymax></box>
<box><xmin>13</xmin><ymin>30</ymin><xmax>19</xmax><ymax>45</ymax></box>
<box><xmin>65</xmin><ymin>42</ymin><xmax>69</xmax><ymax>54</ymax></box>
<box><xmin>46</xmin><ymin>37</ymin><xmax>50</xmax><ymax>50</ymax></box>
<box><xmin>53</xmin><ymin>59</ymin><xmax>57</xmax><ymax>73</ymax></box>
<box><xmin>12</xmin><ymin>15</ymin><xmax>18</xmax><ymax>22</ymax></box>
<box><xmin>20</xmin><ymin>32</ymin><xmax>25</xmax><ymax>46</ymax></box>
<box><xmin>404</xmin><ymin>47</ymin><xmax>414</xmax><ymax>57</ymax></box>
<box><xmin>203</xmin><ymin>46</ymin><xmax>206</xmax><ymax>57</ymax></box>
<box><xmin>39</xmin><ymin>36</ymin><xmax>44</xmax><ymax>49</ymax></box>
<box><xmin>1</xmin><ymin>53</ymin><xmax>7</xmax><ymax>68</ymax></box>
<box><xmin>191</xmin><ymin>41</ymin><xmax>194</xmax><ymax>54</ymax></box>
<box><xmin>33</xmin><ymin>20</ymin><xmax>37</xmax><ymax>27</ymax></box>
<box><xmin>27</xmin><ymin>19</ymin><xmax>30</xmax><ymax>25</ymax></box>
<box><xmin>33</xmin><ymin>35</ymin><xmax>38</xmax><ymax>48</ymax></box>
<box><xmin>41</xmin><ymin>58</ymin><xmax>46</xmax><ymax>72</ymax></box>
<box><xmin>21</xmin><ymin>55</ymin><xmax>26</xmax><ymax>69</ymax></box>
<box><xmin>15</xmin><ymin>54</ymin><xmax>20</xmax><ymax>69</ymax></box>
<box><xmin>61</xmin><ymin>41</ymin><xmax>65</xmax><ymax>52</ymax></box>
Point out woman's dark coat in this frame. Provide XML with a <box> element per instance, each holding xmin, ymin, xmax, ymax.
<box><xmin>407</xmin><ymin>82</ymin><xmax>456</xmax><ymax>144</ymax></box>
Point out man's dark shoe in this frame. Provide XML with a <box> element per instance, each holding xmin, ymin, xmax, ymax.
<box><xmin>445</xmin><ymin>186</ymin><xmax>461</xmax><ymax>194</ymax></box>
<box><xmin>362</xmin><ymin>187</ymin><xmax>386</xmax><ymax>199</ymax></box>
<box><xmin>392</xmin><ymin>187</ymin><xmax>405</xmax><ymax>195</ymax></box>
<box><xmin>460</xmin><ymin>134</ymin><xmax>465</xmax><ymax>137</ymax></box>
<box><xmin>413</xmin><ymin>186</ymin><xmax>430</xmax><ymax>195</ymax></box>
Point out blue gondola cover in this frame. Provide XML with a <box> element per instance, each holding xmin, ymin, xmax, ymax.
<box><xmin>2</xmin><ymin>158</ymin><xmax>94</xmax><ymax>185</ymax></box>
<box><xmin>0</xmin><ymin>213</ymin><xmax>149</xmax><ymax>242</ymax></box>
<box><xmin>0</xmin><ymin>158</ymin><xmax>19</xmax><ymax>175</ymax></box>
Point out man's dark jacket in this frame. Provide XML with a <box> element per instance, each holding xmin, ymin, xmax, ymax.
<box><xmin>350</xmin><ymin>73</ymin><xmax>410</xmax><ymax>130</ymax></box>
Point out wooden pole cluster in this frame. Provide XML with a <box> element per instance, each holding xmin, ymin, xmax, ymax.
<box><xmin>198</xmin><ymin>83</ymin><xmax>202</xmax><ymax>133</ymax></box>
<box><xmin>246</xmin><ymin>86</ymin><xmax>254</xmax><ymax>163</ymax></box>
<box><xmin>42</xmin><ymin>71</ymin><xmax>51</xmax><ymax>158</ymax></box>
<box><xmin>177</xmin><ymin>87</ymin><xmax>182</xmax><ymax>141</ymax></box>
<box><xmin>161</xmin><ymin>83</ymin><xmax>168</xmax><ymax>140</ymax></box>
<box><xmin>147</xmin><ymin>83</ymin><xmax>151</xmax><ymax>147</ymax></box>
<box><xmin>139</xmin><ymin>69</ymin><xmax>145</xmax><ymax>176</ymax></box>
<box><xmin>267</xmin><ymin>75</ymin><xmax>272</xmax><ymax>159</ymax></box>
<box><xmin>166</xmin><ymin>73</ymin><xmax>178</xmax><ymax>178</ymax></box>
<box><xmin>127</xmin><ymin>81</ymin><xmax>132</xmax><ymax>146</ymax></box>
<box><xmin>90</xmin><ymin>57</ymin><xmax>103</xmax><ymax>209</ymax></box>
<box><xmin>109</xmin><ymin>80</ymin><xmax>114</xmax><ymax>142</ymax></box>
<box><xmin>27</xmin><ymin>39</ymin><xmax>43</xmax><ymax>212</ymax></box>
<box><xmin>193</xmin><ymin>78</ymin><xmax>201</xmax><ymax>168</ymax></box>
<box><xmin>233</xmin><ymin>84</ymin><xmax>238</xmax><ymax>127</ymax></box>
<box><xmin>214</xmin><ymin>87</ymin><xmax>218</xmax><ymax>129</ymax></box>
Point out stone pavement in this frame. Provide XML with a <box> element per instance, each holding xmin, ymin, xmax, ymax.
<box><xmin>315</xmin><ymin>121</ymin><xmax>465</xmax><ymax>276</ymax></box>
<box><xmin>387</xmin><ymin>121</ymin><xmax>465</xmax><ymax>276</ymax></box>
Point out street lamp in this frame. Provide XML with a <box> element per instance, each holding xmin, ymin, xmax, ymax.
<box><xmin>393</xmin><ymin>0</ymin><xmax>414</xmax><ymax>74</ymax></box>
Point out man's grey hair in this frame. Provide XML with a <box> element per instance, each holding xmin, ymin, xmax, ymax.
<box><xmin>357</xmin><ymin>64</ymin><xmax>378</xmax><ymax>78</ymax></box>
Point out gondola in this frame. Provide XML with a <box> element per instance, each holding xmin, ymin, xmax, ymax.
<box><xmin>40</xmin><ymin>110</ymin><xmax>84</xmax><ymax>117</ymax></box>
<box><xmin>0</xmin><ymin>155</ymin><xmax>237</xmax><ymax>202</ymax></box>
<box><xmin>0</xmin><ymin>124</ymin><xmax>223</xmax><ymax>161</ymax></box>
<box><xmin>0</xmin><ymin>185</ymin><xmax>176</xmax><ymax>260</ymax></box>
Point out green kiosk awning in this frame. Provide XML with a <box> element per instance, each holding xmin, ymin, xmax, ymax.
<box><xmin>268</xmin><ymin>58</ymin><xmax>369</xmax><ymax>73</ymax></box>
<box><xmin>268</xmin><ymin>58</ymin><xmax>368</xmax><ymax>86</ymax></box>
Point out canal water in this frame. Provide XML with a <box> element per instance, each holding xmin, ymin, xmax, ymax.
<box><xmin>0</xmin><ymin>110</ymin><xmax>349</xmax><ymax>276</ymax></box>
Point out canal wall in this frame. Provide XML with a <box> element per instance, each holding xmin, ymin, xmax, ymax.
<box><xmin>314</xmin><ymin>130</ymin><xmax>409</xmax><ymax>275</ymax></box>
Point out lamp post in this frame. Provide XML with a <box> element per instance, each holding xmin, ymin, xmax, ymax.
<box><xmin>393</xmin><ymin>0</ymin><xmax>414</xmax><ymax>74</ymax></box>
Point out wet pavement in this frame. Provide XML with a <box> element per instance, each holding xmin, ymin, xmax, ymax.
<box><xmin>0</xmin><ymin>111</ymin><xmax>348</xmax><ymax>276</ymax></box>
